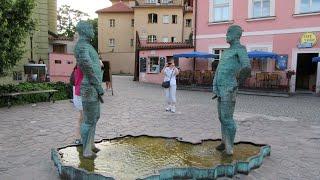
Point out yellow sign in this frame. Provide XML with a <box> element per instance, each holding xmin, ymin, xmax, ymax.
<box><xmin>300</xmin><ymin>32</ymin><xmax>317</xmax><ymax>47</ymax></box>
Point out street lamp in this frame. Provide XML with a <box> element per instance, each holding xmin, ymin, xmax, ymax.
<box><xmin>29</xmin><ymin>31</ymin><xmax>34</xmax><ymax>61</ymax></box>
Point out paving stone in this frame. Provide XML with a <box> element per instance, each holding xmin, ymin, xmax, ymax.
<box><xmin>0</xmin><ymin>76</ymin><xmax>319</xmax><ymax>180</ymax></box>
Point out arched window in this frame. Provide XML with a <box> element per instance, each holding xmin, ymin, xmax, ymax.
<box><xmin>148</xmin><ymin>13</ymin><xmax>158</xmax><ymax>23</ymax></box>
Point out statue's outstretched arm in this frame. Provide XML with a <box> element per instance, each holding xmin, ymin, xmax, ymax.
<box><xmin>237</xmin><ymin>47</ymin><xmax>252</xmax><ymax>82</ymax></box>
<box><xmin>238</xmin><ymin>47</ymin><xmax>251</xmax><ymax>69</ymax></box>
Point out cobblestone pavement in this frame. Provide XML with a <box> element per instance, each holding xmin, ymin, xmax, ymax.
<box><xmin>0</xmin><ymin>76</ymin><xmax>320</xmax><ymax>180</ymax></box>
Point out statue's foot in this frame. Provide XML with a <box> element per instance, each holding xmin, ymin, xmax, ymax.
<box><xmin>222</xmin><ymin>150</ymin><xmax>233</xmax><ymax>157</ymax></box>
<box><xmin>83</xmin><ymin>151</ymin><xmax>97</xmax><ymax>159</ymax></box>
<box><xmin>92</xmin><ymin>146</ymin><xmax>100</xmax><ymax>153</ymax></box>
<box><xmin>215</xmin><ymin>143</ymin><xmax>225</xmax><ymax>151</ymax></box>
<box><xmin>224</xmin><ymin>149</ymin><xmax>233</xmax><ymax>156</ymax></box>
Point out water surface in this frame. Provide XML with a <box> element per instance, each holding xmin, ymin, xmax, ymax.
<box><xmin>59</xmin><ymin>136</ymin><xmax>261</xmax><ymax>179</ymax></box>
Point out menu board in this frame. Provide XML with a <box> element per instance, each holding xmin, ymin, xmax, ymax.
<box><xmin>159</xmin><ymin>57</ymin><xmax>166</xmax><ymax>71</ymax></box>
<box><xmin>276</xmin><ymin>55</ymin><xmax>288</xmax><ymax>70</ymax></box>
<box><xmin>139</xmin><ymin>57</ymin><xmax>147</xmax><ymax>72</ymax></box>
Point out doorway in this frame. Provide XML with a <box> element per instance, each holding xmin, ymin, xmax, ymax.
<box><xmin>296</xmin><ymin>53</ymin><xmax>318</xmax><ymax>91</ymax></box>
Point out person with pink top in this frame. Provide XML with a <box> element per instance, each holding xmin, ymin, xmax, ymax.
<box><xmin>73</xmin><ymin>65</ymin><xmax>84</xmax><ymax>144</ymax></box>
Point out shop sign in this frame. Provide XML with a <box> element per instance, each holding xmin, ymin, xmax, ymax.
<box><xmin>297</xmin><ymin>32</ymin><xmax>317</xmax><ymax>48</ymax></box>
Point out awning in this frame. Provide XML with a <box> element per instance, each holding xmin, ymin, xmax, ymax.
<box><xmin>248</xmin><ymin>51</ymin><xmax>278</xmax><ymax>59</ymax></box>
<box><xmin>173</xmin><ymin>51</ymin><xmax>218</xmax><ymax>59</ymax></box>
<box><xmin>312</xmin><ymin>57</ymin><xmax>320</xmax><ymax>63</ymax></box>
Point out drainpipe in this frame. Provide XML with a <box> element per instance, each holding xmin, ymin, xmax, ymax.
<box><xmin>30</xmin><ymin>35</ymin><xmax>33</xmax><ymax>61</ymax></box>
<box><xmin>194</xmin><ymin>0</ymin><xmax>197</xmax><ymax>51</ymax></box>
<box><xmin>134</xmin><ymin>31</ymin><xmax>140</xmax><ymax>81</ymax></box>
<box><xmin>193</xmin><ymin>0</ymin><xmax>197</xmax><ymax>75</ymax></box>
<box><xmin>182</xmin><ymin>1</ymin><xmax>185</xmax><ymax>42</ymax></box>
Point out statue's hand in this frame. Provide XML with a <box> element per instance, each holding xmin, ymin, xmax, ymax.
<box><xmin>212</xmin><ymin>87</ymin><xmax>218</xmax><ymax>100</ymax></box>
<box><xmin>238</xmin><ymin>67</ymin><xmax>251</xmax><ymax>84</ymax></box>
<box><xmin>212</xmin><ymin>94</ymin><xmax>218</xmax><ymax>100</ymax></box>
<box><xmin>95</xmin><ymin>85</ymin><xmax>104</xmax><ymax>96</ymax></box>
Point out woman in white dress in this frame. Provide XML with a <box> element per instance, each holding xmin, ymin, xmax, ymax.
<box><xmin>161</xmin><ymin>60</ymin><xmax>179</xmax><ymax>113</ymax></box>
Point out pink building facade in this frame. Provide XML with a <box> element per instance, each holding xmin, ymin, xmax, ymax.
<box><xmin>48</xmin><ymin>36</ymin><xmax>77</xmax><ymax>83</ymax></box>
<box><xmin>49</xmin><ymin>53</ymin><xmax>75</xmax><ymax>82</ymax></box>
<box><xmin>195</xmin><ymin>0</ymin><xmax>320</xmax><ymax>93</ymax></box>
<box><xmin>138</xmin><ymin>43</ymin><xmax>194</xmax><ymax>84</ymax></box>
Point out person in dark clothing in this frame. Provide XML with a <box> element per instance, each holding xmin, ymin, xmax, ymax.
<box><xmin>102</xmin><ymin>61</ymin><xmax>111</xmax><ymax>91</ymax></box>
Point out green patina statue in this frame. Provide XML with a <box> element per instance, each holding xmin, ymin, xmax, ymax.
<box><xmin>213</xmin><ymin>25</ymin><xmax>251</xmax><ymax>155</ymax></box>
<box><xmin>75</xmin><ymin>21</ymin><xmax>104</xmax><ymax>158</ymax></box>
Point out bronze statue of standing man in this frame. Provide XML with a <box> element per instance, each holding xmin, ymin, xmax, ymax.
<box><xmin>74</xmin><ymin>21</ymin><xmax>104</xmax><ymax>158</ymax></box>
<box><xmin>212</xmin><ymin>25</ymin><xmax>251</xmax><ymax>155</ymax></box>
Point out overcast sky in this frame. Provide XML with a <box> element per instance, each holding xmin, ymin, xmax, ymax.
<box><xmin>57</xmin><ymin>0</ymin><xmax>112</xmax><ymax>18</ymax></box>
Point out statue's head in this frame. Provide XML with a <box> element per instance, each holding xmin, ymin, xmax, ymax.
<box><xmin>226</xmin><ymin>25</ymin><xmax>243</xmax><ymax>44</ymax></box>
<box><xmin>76</xmin><ymin>21</ymin><xmax>94</xmax><ymax>39</ymax></box>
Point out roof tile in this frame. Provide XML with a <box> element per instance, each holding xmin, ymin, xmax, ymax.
<box><xmin>96</xmin><ymin>1</ymin><xmax>133</xmax><ymax>13</ymax></box>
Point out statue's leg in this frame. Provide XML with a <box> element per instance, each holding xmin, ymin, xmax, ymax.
<box><xmin>81</xmin><ymin>100</ymin><xmax>98</xmax><ymax>158</ymax></box>
<box><xmin>216</xmin><ymin>98</ymin><xmax>226</xmax><ymax>151</ymax></box>
<box><xmin>219</xmin><ymin>100</ymin><xmax>236</xmax><ymax>155</ymax></box>
<box><xmin>90</xmin><ymin>102</ymin><xmax>100</xmax><ymax>153</ymax></box>
<box><xmin>80</xmin><ymin>121</ymin><xmax>92</xmax><ymax>157</ymax></box>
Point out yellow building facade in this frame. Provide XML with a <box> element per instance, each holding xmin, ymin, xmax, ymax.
<box><xmin>0</xmin><ymin>0</ymin><xmax>57</xmax><ymax>84</ymax></box>
<box><xmin>97</xmin><ymin>0</ymin><xmax>193</xmax><ymax>75</ymax></box>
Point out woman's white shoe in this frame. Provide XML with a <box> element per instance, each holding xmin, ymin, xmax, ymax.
<box><xmin>170</xmin><ymin>106</ymin><xmax>176</xmax><ymax>113</ymax></box>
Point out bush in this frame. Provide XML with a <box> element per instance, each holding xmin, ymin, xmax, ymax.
<box><xmin>0</xmin><ymin>82</ymin><xmax>72</xmax><ymax>107</ymax></box>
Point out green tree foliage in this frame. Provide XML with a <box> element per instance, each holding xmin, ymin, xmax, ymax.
<box><xmin>0</xmin><ymin>0</ymin><xmax>35</xmax><ymax>76</ymax></box>
<box><xmin>57</xmin><ymin>5</ymin><xmax>89</xmax><ymax>38</ymax></box>
<box><xmin>87</xmin><ymin>18</ymin><xmax>98</xmax><ymax>51</ymax></box>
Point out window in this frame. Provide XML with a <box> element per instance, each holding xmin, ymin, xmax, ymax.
<box><xmin>209</xmin><ymin>0</ymin><xmax>232</xmax><ymax>22</ymax></box>
<box><xmin>131</xmin><ymin>19</ymin><xmax>134</xmax><ymax>27</ymax></box>
<box><xmin>109</xmin><ymin>39</ymin><xmax>115</xmax><ymax>47</ymax></box>
<box><xmin>162</xmin><ymin>0</ymin><xmax>171</xmax><ymax>4</ymax></box>
<box><xmin>172</xmin><ymin>15</ymin><xmax>178</xmax><ymax>24</ymax></box>
<box><xmin>163</xmin><ymin>15</ymin><xmax>170</xmax><ymax>24</ymax></box>
<box><xmin>162</xmin><ymin>37</ymin><xmax>169</xmax><ymax>42</ymax></box>
<box><xmin>149</xmin><ymin>57</ymin><xmax>160</xmax><ymax>73</ymax></box>
<box><xmin>211</xmin><ymin>49</ymin><xmax>225</xmax><ymax>71</ymax></box>
<box><xmin>185</xmin><ymin>19</ymin><xmax>192</xmax><ymax>27</ymax></box>
<box><xmin>253</xmin><ymin>0</ymin><xmax>270</xmax><ymax>17</ymax></box>
<box><xmin>212</xmin><ymin>49</ymin><xmax>224</xmax><ymax>61</ymax></box>
<box><xmin>148</xmin><ymin>13</ymin><xmax>158</xmax><ymax>23</ymax></box>
<box><xmin>299</xmin><ymin>0</ymin><xmax>320</xmax><ymax>13</ymax></box>
<box><xmin>148</xmin><ymin>35</ymin><xmax>157</xmax><ymax>43</ymax></box>
<box><xmin>146</xmin><ymin>0</ymin><xmax>157</xmax><ymax>3</ymax></box>
<box><xmin>52</xmin><ymin>44</ymin><xmax>66</xmax><ymax>53</ymax></box>
<box><xmin>109</xmin><ymin>19</ymin><xmax>115</xmax><ymax>27</ymax></box>
<box><xmin>130</xmin><ymin>39</ymin><xmax>134</xmax><ymax>47</ymax></box>
<box><xmin>13</xmin><ymin>71</ymin><xmax>22</xmax><ymax>81</ymax></box>
<box><xmin>249</xmin><ymin>0</ymin><xmax>275</xmax><ymax>18</ymax></box>
<box><xmin>171</xmin><ymin>37</ymin><xmax>176</xmax><ymax>42</ymax></box>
